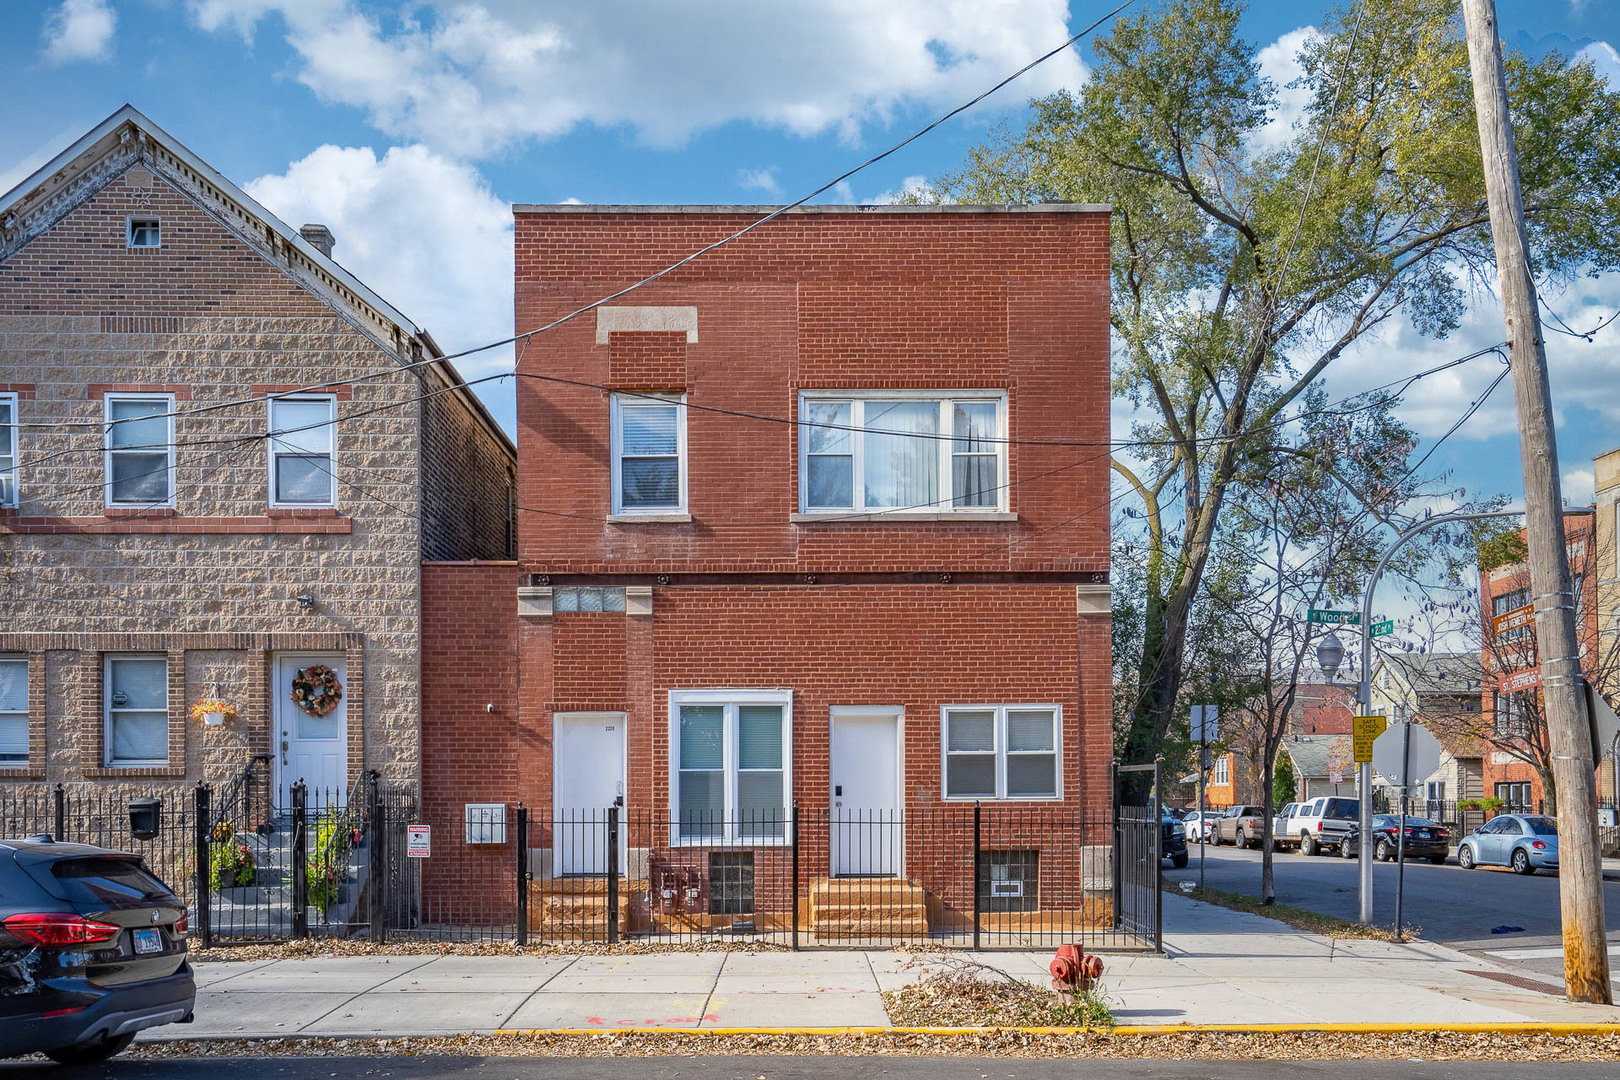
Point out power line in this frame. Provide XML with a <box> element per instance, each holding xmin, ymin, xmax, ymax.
<box><xmin>7</xmin><ymin>0</ymin><xmax>1142</xmax><ymax>437</ymax></box>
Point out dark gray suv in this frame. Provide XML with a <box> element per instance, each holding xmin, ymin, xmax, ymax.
<box><xmin>0</xmin><ymin>837</ymin><xmax>194</xmax><ymax>1064</ymax></box>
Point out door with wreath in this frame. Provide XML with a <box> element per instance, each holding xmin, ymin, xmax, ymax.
<box><xmin>274</xmin><ymin>655</ymin><xmax>348</xmax><ymax>806</ymax></box>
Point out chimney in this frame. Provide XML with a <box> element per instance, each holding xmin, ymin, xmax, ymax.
<box><xmin>299</xmin><ymin>224</ymin><xmax>335</xmax><ymax>258</ymax></box>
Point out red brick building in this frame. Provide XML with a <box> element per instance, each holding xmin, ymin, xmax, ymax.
<box><xmin>423</xmin><ymin>203</ymin><xmax>1114</xmax><ymax>937</ymax></box>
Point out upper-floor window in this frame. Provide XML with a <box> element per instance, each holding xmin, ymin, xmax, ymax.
<box><xmin>798</xmin><ymin>392</ymin><xmax>1007</xmax><ymax>514</ymax></box>
<box><xmin>0</xmin><ymin>393</ymin><xmax>17</xmax><ymax>508</ymax></box>
<box><xmin>127</xmin><ymin>217</ymin><xmax>160</xmax><ymax>248</ymax></box>
<box><xmin>1212</xmin><ymin>754</ymin><xmax>1230</xmax><ymax>786</ymax></box>
<box><xmin>611</xmin><ymin>394</ymin><xmax>686</xmax><ymax>515</ymax></box>
<box><xmin>104</xmin><ymin>393</ymin><xmax>174</xmax><ymax>507</ymax></box>
<box><xmin>0</xmin><ymin>657</ymin><xmax>26</xmax><ymax>766</ymax></box>
<box><xmin>105</xmin><ymin>654</ymin><xmax>168</xmax><ymax>766</ymax></box>
<box><xmin>268</xmin><ymin>395</ymin><xmax>336</xmax><ymax>506</ymax></box>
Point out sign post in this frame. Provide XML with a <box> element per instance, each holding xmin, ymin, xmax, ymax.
<box><xmin>1371</xmin><ymin>713</ymin><xmax>1443</xmax><ymax>942</ymax></box>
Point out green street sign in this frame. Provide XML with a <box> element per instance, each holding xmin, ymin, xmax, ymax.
<box><xmin>1370</xmin><ymin>619</ymin><xmax>1395</xmax><ymax>638</ymax></box>
<box><xmin>1307</xmin><ymin>609</ymin><xmax>1360</xmax><ymax>625</ymax></box>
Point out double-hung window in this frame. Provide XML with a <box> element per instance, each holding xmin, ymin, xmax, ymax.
<box><xmin>0</xmin><ymin>658</ymin><xmax>27</xmax><ymax>766</ymax></box>
<box><xmin>1212</xmin><ymin>755</ymin><xmax>1230</xmax><ymax>786</ymax></box>
<box><xmin>104</xmin><ymin>394</ymin><xmax>174</xmax><ymax>506</ymax></box>
<box><xmin>611</xmin><ymin>394</ymin><xmax>686</xmax><ymax>514</ymax></box>
<box><xmin>942</xmin><ymin>705</ymin><xmax>1060</xmax><ymax>800</ymax></box>
<box><xmin>105</xmin><ymin>655</ymin><xmax>168</xmax><ymax>766</ymax></box>
<box><xmin>670</xmin><ymin>690</ymin><xmax>791</xmax><ymax>843</ymax></box>
<box><xmin>799</xmin><ymin>392</ymin><xmax>1006</xmax><ymax>514</ymax></box>
<box><xmin>268</xmin><ymin>395</ymin><xmax>336</xmax><ymax>506</ymax></box>
<box><xmin>0</xmin><ymin>392</ymin><xmax>17</xmax><ymax>508</ymax></box>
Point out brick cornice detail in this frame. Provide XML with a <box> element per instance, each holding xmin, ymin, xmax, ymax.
<box><xmin>0</xmin><ymin>632</ymin><xmax>365</xmax><ymax>652</ymax></box>
<box><xmin>87</xmin><ymin>384</ymin><xmax>192</xmax><ymax>400</ymax></box>
<box><xmin>253</xmin><ymin>384</ymin><xmax>354</xmax><ymax>401</ymax></box>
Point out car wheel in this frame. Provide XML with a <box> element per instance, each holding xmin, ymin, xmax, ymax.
<box><xmin>1512</xmin><ymin>848</ymin><xmax>1534</xmax><ymax>875</ymax></box>
<box><xmin>1172</xmin><ymin>851</ymin><xmax>1189</xmax><ymax>868</ymax></box>
<box><xmin>1458</xmin><ymin>844</ymin><xmax>1476</xmax><ymax>870</ymax></box>
<box><xmin>1300</xmin><ymin>833</ymin><xmax>1317</xmax><ymax>857</ymax></box>
<box><xmin>1341</xmin><ymin>839</ymin><xmax>1357</xmax><ymax>859</ymax></box>
<box><xmin>1237</xmin><ymin>828</ymin><xmax>1248</xmax><ymax>849</ymax></box>
<box><xmin>43</xmin><ymin>1033</ymin><xmax>136</xmax><ymax>1066</ymax></box>
<box><xmin>1375</xmin><ymin>839</ymin><xmax>1394</xmax><ymax>862</ymax></box>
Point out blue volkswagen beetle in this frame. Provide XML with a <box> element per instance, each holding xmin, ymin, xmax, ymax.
<box><xmin>1457</xmin><ymin>814</ymin><xmax>1559</xmax><ymax>875</ymax></box>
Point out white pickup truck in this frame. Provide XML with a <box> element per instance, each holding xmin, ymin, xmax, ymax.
<box><xmin>1288</xmin><ymin>796</ymin><xmax>1361</xmax><ymax>856</ymax></box>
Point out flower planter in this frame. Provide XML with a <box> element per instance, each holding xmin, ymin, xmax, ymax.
<box><xmin>203</xmin><ymin>711</ymin><xmax>225</xmax><ymax>726</ymax></box>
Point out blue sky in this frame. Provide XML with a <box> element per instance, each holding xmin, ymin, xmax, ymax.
<box><xmin>2</xmin><ymin>0</ymin><xmax>1618</xmax><ymax>518</ymax></box>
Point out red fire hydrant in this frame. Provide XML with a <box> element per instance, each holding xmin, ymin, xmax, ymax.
<box><xmin>1049</xmin><ymin>944</ymin><xmax>1103</xmax><ymax>991</ymax></box>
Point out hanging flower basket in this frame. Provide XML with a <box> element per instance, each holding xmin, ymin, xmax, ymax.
<box><xmin>190</xmin><ymin>697</ymin><xmax>236</xmax><ymax>726</ymax></box>
<box><xmin>291</xmin><ymin>665</ymin><xmax>344</xmax><ymax>717</ymax></box>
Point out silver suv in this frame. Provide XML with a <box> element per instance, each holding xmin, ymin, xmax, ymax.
<box><xmin>1290</xmin><ymin>796</ymin><xmax>1360</xmax><ymax>856</ymax></box>
<box><xmin>1214</xmin><ymin>805</ymin><xmax>1267</xmax><ymax>849</ymax></box>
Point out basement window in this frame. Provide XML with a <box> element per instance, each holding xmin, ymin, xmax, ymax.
<box><xmin>707</xmin><ymin>852</ymin><xmax>755</xmax><ymax>916</ymax></box>
<box><xmin>127</xmin><ymin>218</ymin><xmax>160</xmax><ymax>248</ymax></box>
<box><xmin>978</xmin><ymin>850</ymin><xmax>1039</xmax><ymax>913</ymax></box>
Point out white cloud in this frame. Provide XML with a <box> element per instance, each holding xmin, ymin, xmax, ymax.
<box><xmin>244</xmin><ymin>144</ymin><xmax>515</xmax><ymax>423</ymax></box>
<box><xmin>41</xmin><ymin>0</ymin><xmax>117</xmax><ymax>65</ymax></box>
<box><xmin>736</xmin><ymin>167</ymin><xmax>781</xmax><ymax>196</ymax></box>
<box><xmin>863</xmin><ymin>174</ymin><xmax>929</xmax><ymax>204</ymax></box>
<box><xmin>186</xmin><ymin>0</ymin><xmax>1086</xmax><ymax>158</ymax></box>
<box><xmin>1563</xmin><ymin>467</ymin><xmax>1596</xmax><ymax>505</ymax></box>
<box><xmin>1253</xmin><ymin>26</ymin><xmax>1319</xmax><ymax>152</ymax></box>
<box><xmin>1575</xmin><ymin>41</ymin><xmax>1619</xmax><ymax>85</ymax></box>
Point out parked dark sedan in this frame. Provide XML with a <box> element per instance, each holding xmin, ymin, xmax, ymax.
<box><xmin>1161</xmin><ymin>808</ymin><xmax>1189</xmax><ymax>868</ymax></box>
<box><xmin>0</xmin><ymin>837</ymin><xmax>194</xmax><ymax>1064</ymax></box>
<box><xmin>1339</xmin><ymin>815</ymin><xmax>1450</xmax><ymax>864</ymax></box>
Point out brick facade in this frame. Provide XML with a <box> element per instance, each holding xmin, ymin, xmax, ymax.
<box><xmin>415</xmin><ymin>205</ymin><xmax>1113</xmax><ymax>920</ymax></box>
<box><xmin>0</xmin><ymin>108</ymin><xmax>514</xmax><ymax>803</ymax></box>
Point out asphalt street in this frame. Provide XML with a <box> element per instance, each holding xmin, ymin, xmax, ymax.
<box><xmin>1166</xmin><ymin>843</ymin><xmax>1620</xmax><ymax>989</ymax></box>
<box><xmin>2</xmin><ymin>1060</ymin><xmax>1618</xmax><ymax>1080</ymax></box>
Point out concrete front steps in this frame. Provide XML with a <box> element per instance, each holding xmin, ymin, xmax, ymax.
<box><xmin>809</xmin><ymin>877</ymin><xmax>929</xmax><ymax>938</ymax></box>
<box><xmin>206</xmin><ymin>817</ymin><xmax>368</xmax><ymax>939</ymax></box>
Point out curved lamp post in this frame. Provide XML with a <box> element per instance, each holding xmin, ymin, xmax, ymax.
<box><xmin>1352</xmin><ymin>508</ymin><xmax>1522</xmax><ymax>925</ymax></box>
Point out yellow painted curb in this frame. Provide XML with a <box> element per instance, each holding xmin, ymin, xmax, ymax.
<box><xmin>492</xmin><ymin>1022</ymin><xmax>1620</xmax><ymax>1038</ymax></box>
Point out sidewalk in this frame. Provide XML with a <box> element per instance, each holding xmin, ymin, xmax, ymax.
<box><xmin>146</xmin><ymin>894</ymin><xmax>1620</xmax><ymax>1041</ymax></box>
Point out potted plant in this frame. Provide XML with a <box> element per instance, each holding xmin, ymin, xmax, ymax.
<box><xmin>190</xmin><ymin>697</ymin><xmax>236</xmax><ymax>727</ymax></box>
<box><xmin>208</xmin><ymin>822</ymin><xmax>256</xmax><ymax>890</ymax></box>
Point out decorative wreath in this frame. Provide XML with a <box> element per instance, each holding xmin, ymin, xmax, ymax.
<box><xmin>291</xmin><ymin>665</ymin><xmax>344</xmax><ymax>717</ymax></box>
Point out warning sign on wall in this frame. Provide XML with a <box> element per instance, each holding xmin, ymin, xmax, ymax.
<box><xmin>407</xmin><ymin>824</ymin><xmax>431</xmax><ymax>858</ymax></box>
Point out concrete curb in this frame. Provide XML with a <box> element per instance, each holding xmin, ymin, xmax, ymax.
<box><xmin>142</xmin><ymin>1022</ymin><xmax>1620</xmax><ymax>1044</ymax></box>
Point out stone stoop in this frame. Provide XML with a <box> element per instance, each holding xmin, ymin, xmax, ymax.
<box><xmin>528</xmin><ymin>877</ymin><xmax>649</xmax><ymax>940</ymax></box>
<box><xmin>809</xmin><ymin>877</ymin><xmax>929</xmax><ymax>937</ymax></box>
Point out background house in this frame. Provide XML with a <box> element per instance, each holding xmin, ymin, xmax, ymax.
<box><xmin>1368</xmin><ymin>652</ymin><xmax>1485</xmax><ymax>811</ymax></box>
<box><xmin>0</xmin><ymin>107</ymin><xmax>514</xmax><ymax>812</ymax></box>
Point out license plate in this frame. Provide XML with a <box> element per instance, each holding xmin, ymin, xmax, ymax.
<box><xmin>132</xmin><ymin>928</ymin><xmax>163</xmax><ymax>955</ymax></box>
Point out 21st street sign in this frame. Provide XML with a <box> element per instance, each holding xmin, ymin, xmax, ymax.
<box><xmin>1308</xmin><ymin>609</ymin><xmax>1361</xmax><ymax>625</ymax></box>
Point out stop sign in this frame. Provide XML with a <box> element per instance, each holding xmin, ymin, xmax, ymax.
<box><xmin>1371</xmin><ymin>722</ymin><xmax>1443</xmax><ymax>788</ymax></box>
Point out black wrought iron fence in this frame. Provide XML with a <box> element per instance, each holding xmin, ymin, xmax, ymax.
<box><xmin>3</xmin><ymin>779</ymin><xmax>1162</xmax><ymax>952</ymax></box>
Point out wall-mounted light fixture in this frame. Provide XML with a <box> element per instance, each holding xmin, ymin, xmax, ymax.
<box><xmin>295</xmin><ymin>593</ymin><xmax>316</xmax><ymax>611</ymax></box>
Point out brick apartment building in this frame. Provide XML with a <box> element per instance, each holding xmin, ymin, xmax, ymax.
<box><xmin>423</xmin><ymin>203</ymin><xmax>1113</xmax><ymax>936</ymax></box>
<box><xmin>1479</xmin><ymin>509</ymin><xmax>1601</xmax><ymax>812</ymax></box>
<box><xmin>0</xmin><ymin>106</ymin><xmax>514</xmax><ymax>807</ymax></box>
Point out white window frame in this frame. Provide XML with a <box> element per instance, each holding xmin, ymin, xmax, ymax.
<box><xmin>266</xmin><ymin>394</ymin><xmax>337</xmax><ymax>508</ymax></box>
<box><xmin>667</xmin><ymin>688</ymin><xmax>793</xmax><ymax>846</ymax></box>
<box><xmin>126</xmin><ymin>216</ymin><xmax>160</xmax><ymax>249</ymax></box>
<box><xmin>939</xmin><ymin>704</ymin><xmax>1062</xmax><ymax>802</ymax></box>
<box><xmin>0</xmin><ymin>656</ymin><xmax>27</xmax><ymax>767</ymax></box>
<box><xmin>610</xmin><ymin>393</ymin><xmax>687</xmax><ymax>516</ymax></box>
<box><xmin>0</xmin><ymin>391</ymin><xmax>17</xmax><ymax>508</ymax></box>
<box><xmin>103</xmin><ymin>653</ymin><xmax>169</xmax><ymax>768</ymax></box>
<box><xmin>103</xmin><ymin>393</ymin><xmax>175</xmax><ymax>508</ymax></box>
<box><xmin>1212</xmin><ymin>755</ymin><xmax>1230</xmax><ymax>787</ymax></box>
<box><xmin>797</xmin><ymin>390</ymin><xmax>1009</xmax><ymax>515</ymax></box>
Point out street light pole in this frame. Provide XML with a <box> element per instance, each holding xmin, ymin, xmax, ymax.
<box><xmin>1356</xmin><ymin>509</ymin><xmax>1522</xmax><ymax>925</ymax></box>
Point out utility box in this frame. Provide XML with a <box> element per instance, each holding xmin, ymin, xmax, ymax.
<box><xmin>128</xmin><ymin>797</ymin><xmax>161</xmax><ymax>841</ymax></box>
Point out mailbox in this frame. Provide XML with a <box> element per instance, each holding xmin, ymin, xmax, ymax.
<box><xmin>128</xmin><ymin>797</ymin><xmax>161</xmax><ymax>841</ymax></box>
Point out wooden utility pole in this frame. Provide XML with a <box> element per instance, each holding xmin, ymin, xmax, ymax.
<box><xmin>1461</xmin><ymin>0</ymin><xmax>1612</xmax><ymax>1005</ymax></box>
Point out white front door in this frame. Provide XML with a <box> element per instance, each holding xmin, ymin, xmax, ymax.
<box><xmin>830</xmin><ymin>710</ymin><xmax>902</xmax><ymax>876</ymax></box>
<box><xmin>274</xmin><ymin>654</ymin><xmax>348</xmax><ymax>806</ymax></box>
<box><xmin>553</xmin><ymin>712</ymin><xmax>627</xmax><ymax>876</ymax></box>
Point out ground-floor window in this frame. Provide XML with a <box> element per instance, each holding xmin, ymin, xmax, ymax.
<box><xmin>0</xmin><ymin>657</ymin><xmax>27</xmax><ymax>766</ymax></box>
<box><xmin>941</xmin><ymin>705</ymin><xmax>1060</xmax><ymax>800</ymax></box>
<box><xmin>670</xmin><ymin>689</ymin><xmax>791</xmax><ymax>843</ymax></box>
<box><xmin>1494</xmin><ymin>781</ymin><xmax>1533</xmax><ymax>811</ymax></box>
<box><xmin>105</xmin><ymin>654</ymin><xmax>168</xmax><ymax>766</ymax></box>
